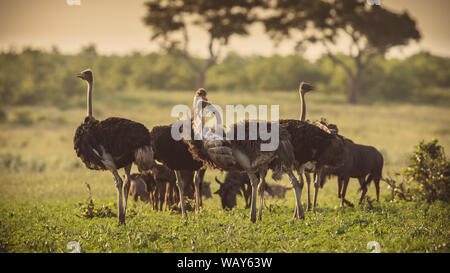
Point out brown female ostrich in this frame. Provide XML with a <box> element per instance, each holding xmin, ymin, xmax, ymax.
<box><xmin>150</xmin><ymin>92</ymin><xmax>207</xmax><ymax>216</ymax></box>
<box><xmin>74</xmin><ymin>69</ymin><xmax>154</xmax><ymax>225</ymax></box>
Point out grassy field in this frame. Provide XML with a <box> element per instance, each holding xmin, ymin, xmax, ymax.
<box><xmin>0</xmin><ymin>90</ymin><xmax>449</xmax><ymax>253</ymax></box>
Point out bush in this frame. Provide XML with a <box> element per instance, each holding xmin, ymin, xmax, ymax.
<box><xmin>403</xmin><ymin>139</ymin><xmax>450</xmax><ymax>203</ymax></box>
<box><xmin>11</xmin><ymin>110</ymin><xmax>34</xmax><ymax>125</ymax></box>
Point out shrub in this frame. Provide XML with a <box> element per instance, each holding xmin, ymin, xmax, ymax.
<box><xmin>11</xmin><ymin>110</ymin><xmax>34</xmax><ymax>125</ymax></box>
<box><xmin>403</xmin><ymin>139</ymin><xmax>450</xmax><ymax>203</ymax></box>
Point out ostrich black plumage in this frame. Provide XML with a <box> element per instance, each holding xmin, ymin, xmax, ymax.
<box><xmin>74</xmin><ymin>69</ymin><xmax>154</xmax><ymax>225</ymax></box>
<box><xmin>150</xmin><ymin>124</ymin><xmax>205</xmax><ymax>216</ymax></box>
<box><xmin>149</xmin><ymin>89</ymin><xmax>210</xmax><ymax>216</ymax></box>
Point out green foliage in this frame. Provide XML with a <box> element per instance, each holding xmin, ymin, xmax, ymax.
<box><xmin>403</xmin><ymin>139</ymin><xmax>450</xmax><ymax>203</ymax></box>
<box><xmin>1</xmin><ymin>200</ymin><xmax>448</xmax><ymax>252</ymax></box>
<box><xmin>0</xmin><ymin>47</ymin><xmax>449</xmax><ymax>106</ymax></box>
<box><xmin>0</xmin><ymin>153</ymin><xmax>46</xmax><ymax>172</ymax></box>
<box><xmin>10</xmin><ymin>110</ymin><xmax>34</xmax><ymax>125</ymax></box>
<box><xmin>383</xmin><ymin>174</ymin><xmax>414</xmax><ymax>202</ymax></box>
<box><xmin>79</xmin><ymin>183</ymin><xmax>116</xmax><ymax>219</ymax></box>
<box><xmin>79</xmin><ymin>199</ymin><xmax>116</xmax><ymax>219</ymax></box>
<box><xmin>0</xmin><ymin>91</ymin><xmax>449</xmax><ymax>252</ymax></box>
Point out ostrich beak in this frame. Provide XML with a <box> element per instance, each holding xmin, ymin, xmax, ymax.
<box><xmin>76</xmin><ymin>73</ymin><xmax>84</xmax><ymax>79</ymax></box>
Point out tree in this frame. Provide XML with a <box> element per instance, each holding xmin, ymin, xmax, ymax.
<box><xmin>143</xmin><ymin>0</ymin><xmax>265</xmax><ymax>89</ymax></box>
<box><xmin>265</xmin><ymin>0</ymin><xmax>421</xmax><ymax>103</ymax></box>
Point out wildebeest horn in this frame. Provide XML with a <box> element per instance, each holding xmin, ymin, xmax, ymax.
<box><xmin>215</xmin><ymin>177</ymin><xmax>223</xmax><ymax>185</ymax></box>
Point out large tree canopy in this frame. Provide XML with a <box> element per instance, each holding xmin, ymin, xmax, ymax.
<box><xmin>143</xmin><ymin>0</ymin><xmax>265</xmax><ymax>89</ymax></box>
<box><xmin>264</xmin><ymin>0</ymin><xmax>421</xmax><ymax>103</ymax></box>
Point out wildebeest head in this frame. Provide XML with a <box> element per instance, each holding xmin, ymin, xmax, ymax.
<box><xmin>214</xmin><ymin>177</ymin><xmax>241</xmax><ymax>210</ymax></box>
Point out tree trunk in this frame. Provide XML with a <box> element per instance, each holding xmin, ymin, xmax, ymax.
<box><xmin>348</xmin><ymin>76</ymin><xmax>359</xmax><ymax>104</ymax></box>
<box><xmin>195</xmin><ymin>69</ymin><xmax>206</xmax><ymax>90</ymax></box>
<box><xmin>347</xmin><ymin>62</ymin><xmax>363</xmax><ymax>104</ymax></box>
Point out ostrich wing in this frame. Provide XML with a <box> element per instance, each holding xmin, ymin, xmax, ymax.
<box><xmin>203</xmin><ymin>139</ymin><xmax>237</xmax><ymax>169</ymax></box>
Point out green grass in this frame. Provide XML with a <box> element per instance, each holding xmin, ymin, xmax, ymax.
<box><xmin>0</xmin><ymin>90</ymin><xmax>449</xmax><ymax>253</ymax></box>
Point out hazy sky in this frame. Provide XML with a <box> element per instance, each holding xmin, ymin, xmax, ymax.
<box><xmin>0</xmin><ymin>0</ymin><xmax>449</xmax><ymax>59</ymax></box>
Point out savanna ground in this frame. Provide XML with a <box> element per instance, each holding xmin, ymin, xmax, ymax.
<box><xmin>0</xmin><ymin>90</ymin><xmax>449</xmax><ymax>253</ymax></box>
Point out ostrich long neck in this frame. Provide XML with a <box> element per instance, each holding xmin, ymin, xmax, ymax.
<box><xmin>299</xmin><ymin>91</ymin><xmax>306</xmax><ymax>121</ymax></box>
<box><xmin>86</xmin><ymin>79</ymin><xmax>93</xmax><ymax>118</ymax></box>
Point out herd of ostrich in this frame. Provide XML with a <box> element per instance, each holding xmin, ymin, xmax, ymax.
<box><xmin>74</xmin><ymin>68</ymin><xmax>384</xmax><ymax>225</ymax></box>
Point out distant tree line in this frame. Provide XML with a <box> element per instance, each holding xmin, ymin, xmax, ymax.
<box><xmin>142</xmin><ymin>0</ymin><xmax>421</xmax><ymax>103</ymax></box>
<box><xmin>0</xmin><ymin>46</ymin><xmax>449</xmax><ymax>106</ymax></box>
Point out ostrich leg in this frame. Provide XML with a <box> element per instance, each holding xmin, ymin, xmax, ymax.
<box><xmin>313</xmin><ymin>168</ymin><xmax>324</xmax><ymax>210</ymax></box>
<box><xmin>197</xmin><ymin>169</ymin><xmax>206</xmax><ymax>208</ymax></box>
<box><xmin>302</xmin><ymin>171</ymin><xmax>312</xmax><ymax>211</ymax></box>
<box><xmin>247</xmin><ymin>172</ymin><xmax>259</xmax><ymax>223</ymax></box>
<box><xmin>257</xmin><ymin>170</ymin><xmax>267</xmax><ymax>221</ymax></box>
<box><xmin>293</xmin><ymin>173</ymin><xmax>305</xmax><ymax>218</ymax></box>
<box><xmin>287</xmin><ymin>171</ymin><xmax>304</xmax><ymax>219</ymax></box>
<box><xmin>111</xmin><ymin>170</ymin><xmax>125</xmax><ymax>225</ymax></box>
<box><xmin>122</xmin><ymin>164</ymin><xmax>132</xmax><ymax>214</ymax></box>
<box><xmin>175</xmin><ymin>170</ymin><xmax>187</xmax><ymax>217</ymax></box>
<box><xmin>193</xmin><ymin>170</ymin><xmax>205</xmax><ymax>213</ymax></box>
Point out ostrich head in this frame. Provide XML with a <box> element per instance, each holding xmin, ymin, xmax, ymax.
<box><xmin>195</xmin><ymin>88</ymin><xmax>208</xmax><ymax>100</ymax></box>
<box><xmin>299</xmin><ymin>81</ymin><xmax>314</xmax><ymax>94</ymax></box>
<box><xmin>76</xmin><ymin>69</ymin><xmax>93</xmax><ymax>83</ymax></box>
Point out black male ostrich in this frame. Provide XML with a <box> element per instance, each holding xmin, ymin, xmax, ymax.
<box><xmin>291</xmin><ymin>81</ymin><xmax>343</xmax><ymax>211</ymax></box>
<box><xmin>288</xmin><ymin>81</ymin><xmax>317</xmax><ymax>211</ymax></box>
<box><xmin>74</xmin><ymin>69</ymin><xmax>154</xmax><ymax>225</ymax></box>
<box><xmin>149</xmin><ymin>89</ymin><xmax>210</xmax><ymax>216</ymax></box>
<box><xmin>280</xmin><ymin>119</ymin><xmax>346</xmax><ymax>217</ymax></box>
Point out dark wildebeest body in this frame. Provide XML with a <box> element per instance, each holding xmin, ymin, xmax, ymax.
<box><xmin>129</xmin><ymin>173</ymin><xmax>151</xmax><ymax>203</ymax></box>
<box><xmin>264</xmin><ymin>183</ymin><xmax>290</xmax><ymax>199</ymax></box>
<box><xmin>321</xmin><ymin>139</ymin><xmax>384</xmax><ymax>206</ymax></box>
<box><xmin>214</xmin><ymin>172</ymin><xmax>290</xmax><ymax>209</ymax></box>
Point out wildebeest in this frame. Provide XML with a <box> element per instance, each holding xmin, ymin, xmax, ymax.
<box><xmin>214</xmin><ymin>172</ymin><xmax>290</xmax><ymax>210</ymax></box>
<box><xmin>264</xmin><ymin>183</ymin><xmax>291</xmax><ymax>199</ymax></box>
<box><xmin>214</xmin><ymin>172</ymin><xmax>252</xmax><ymax>210</ymax></box>
<box><xmin>319</xmin><ymin>139</ymin><xmax>384</xmax><ymax>206</ymax></box>
<box><xmin>128</xmin><ymin>173</ymin><xmax>152</xmax><ymax>203</ymax></box>
<box><xmin>128</xmin><ymin>165</ymin><xmax>212</xmax><ymax>211</ymax></box>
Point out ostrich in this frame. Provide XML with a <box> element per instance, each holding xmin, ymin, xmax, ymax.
<box><xmin>150</xmin><ymin>89</ymin><xmax>208</xmax><ymax>216</ymax></box>
<box><xmin>275</xmin><ymin>118</ymin><xmax>346</xmax><ymax>218</ymax></box>
<box><xmin>184</xmin><ymin>89</ymin><xmax>346</xmax><ymax>222</ymax></box>
<box><xmin>296</xmin><ymin>81</ymin><xmax>316</xmax><ymax>211</ymax></box>
<box><xmin>184</xmin><ymin>90</ymin><xmax>298</xmax><ymax>222</ymax></box>
<box><xmin>293</xmin><ymin>82</ymin><xmax>341</xmax><ymax>211</ymax></box>
<box><xmin>74</xmin><ymin>69</ymin><xmax>154</xmax><ymax>225</ymax></box>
